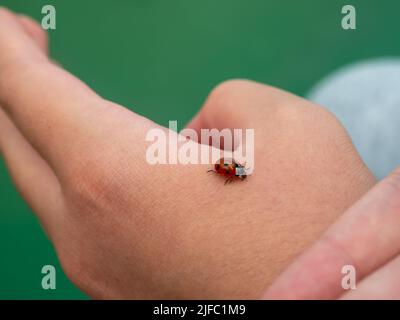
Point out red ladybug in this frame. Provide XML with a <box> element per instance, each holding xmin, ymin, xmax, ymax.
<box><xmin>208</xmin><ymin>157</ymin><xmax>247</xmax><ymax>184</ymax></box>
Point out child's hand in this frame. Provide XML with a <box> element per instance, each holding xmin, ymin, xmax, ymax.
<box><xmin>0</xmin><ymin>8</ymin><xmax>375</xmax><ymax>299</ymax></box>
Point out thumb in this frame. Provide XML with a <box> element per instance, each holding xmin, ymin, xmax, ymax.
<box><xmin>262</xmin><ymin>167</ymin><xmax>400</xmax><ymax>299</ymax></box>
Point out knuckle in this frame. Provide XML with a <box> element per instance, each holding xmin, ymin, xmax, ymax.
<box><xmin>206</xmin><ymin>79</ymin><xmax>255</xmax><ymax>107</ymax></box>
<box><xmin>285</xmin><ymin>102</ymin><xmax>344</xmax><ymax>132</ymax></box>
<box><xmin>206</xmin><ymin>79</ymin><xmax>325</xmax><ymax>119</ymax></box>
<box><xmin>211</xmin><ymin>79</ymin><xmax>254</xmax><ymax>96</ymax></box>
<box><xmin>0</xmin><ymin>7</ymin><xmax>12</xmax><ymax>18</ymax></box>
<box><xmin>20</xmin><ymin>14</ymin><xmax>48</xmax><ymax>41</ymax></box>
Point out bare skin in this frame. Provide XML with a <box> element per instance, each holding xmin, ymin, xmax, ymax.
<box><xmin>264</xmin><ymin>167</ymin><xmax>400</xmax><ymax>300</ymax></box>
<box><xmin>0</xmin><ymin>8</ymin><xmax>375</xmax><ymax>299</ymax></box>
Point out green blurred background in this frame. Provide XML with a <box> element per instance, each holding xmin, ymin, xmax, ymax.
<box><xmin>0</xmin><ymin>0</ymin><xmax>399</xmax><ymax>299</ymax></box>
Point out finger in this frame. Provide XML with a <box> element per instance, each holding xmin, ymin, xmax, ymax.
<box><xmin>0</xmin><ymin>8</ymin><xmax>47</xmax><ymax>69</ymax></box>
<box><xmin>0</xmin><ymin>8</ymin><xmax>137</xmax><ymax>180</ymax></box>
<box><xmin>186</xmin><ymin>79</ymin><xmax>353</xmax><ymax>175</ymax></box>
<box><xmin>0</xmin><ymin>108</ymin><xmax>63</xmax><ymax>234</ymax></box>
<box><xmin>186</xmin><ymin>79</ymin><xmax>309</xmax><ymax>132</ymax></box>
<box><xmin>263</xmin><ymin>167</ymin><xmax>400</xmax><ymax>299</ymax></box>
<box><xmin>17</xmin><ymin>14</ymin><xmax>48</xmax><ymax>54</ymax></box>
<box><xmin>340</xmin><ymin>255</ymin><xmax>400</xmax><ymax>299</ymax></box>
<box><xmin>186</xmin><ymin>80</ymin><xmax>286</xmax><ymax>168</ymax></box>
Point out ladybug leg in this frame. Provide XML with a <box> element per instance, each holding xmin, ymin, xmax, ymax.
<box><xmin>224</xmin><ymin>177</ymin><xmax>233</xmax><ymax>185</ymax></box>
<box><xmin>207</xmin><ymin>169</ymin><xmax>216</xmax><ymax>173</ymax></box>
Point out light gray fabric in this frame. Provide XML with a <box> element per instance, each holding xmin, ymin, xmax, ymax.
<box><xmin>308</xmin><ymin>58</ymin><xmax>400</xmax><ymax>180</ymax></box>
